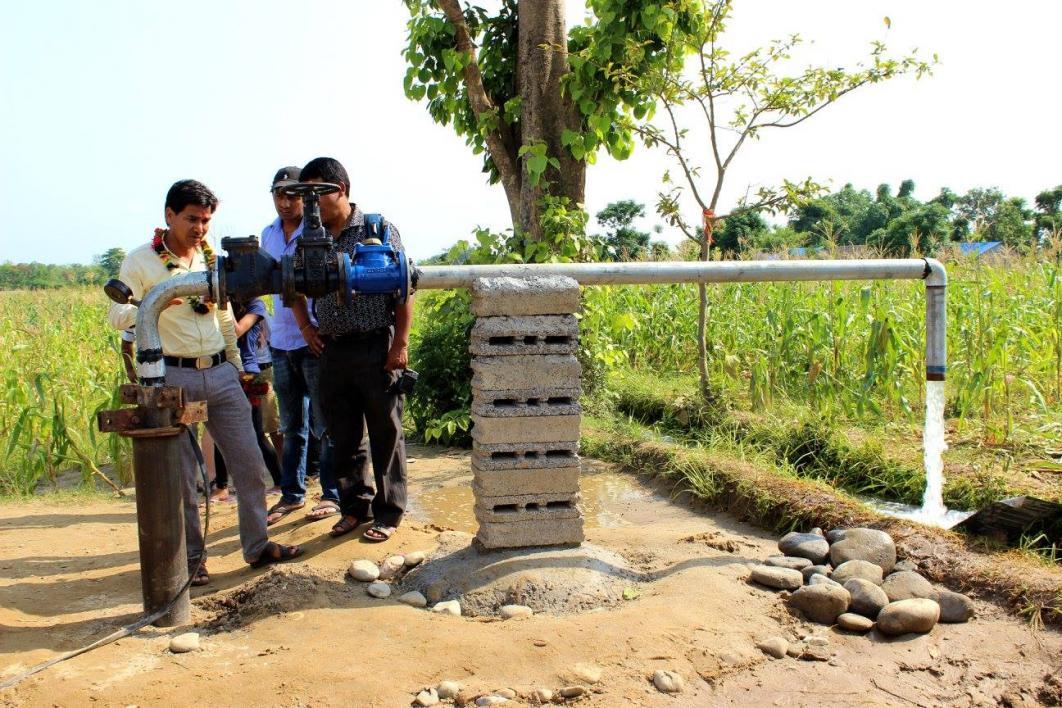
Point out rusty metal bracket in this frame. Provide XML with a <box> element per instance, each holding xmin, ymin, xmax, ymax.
<box><xmin>101</xmin><ymin>385</ymin><xmax>207</xmax><ymax>436</ymax></box>
<box><xmin>98</xmin><ymin>408</ymin><xmax>144</xmax><ymax>433</ymax></box>
<box><xmin>176</xmin><ymin>401</ymin><xmax>208</xmax><ymax>426</ymax></box>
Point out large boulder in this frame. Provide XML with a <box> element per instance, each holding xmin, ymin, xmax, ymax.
<box><xmin>779</xmin><ymin>532</ymin><xmax>831</xmax><ymax>565</ymax></box>
<box><xmin>765</xmin><ymin>555</ymin><xmax>813</xmax><ymax>571</ymax></box>
<box><xmin>789</xmin><ymin>584</ymin><xmax>850</xmax><ymax>624</ymax></box>
<box><xmin>829</xmin><ymin>527</ymin><xmax>896</xmax><ymax>574</ymax></box>
<box><xmin>937</xmin><ymin>589</ymin><xmax>975</xmax><ymax>623</ymax></box>
<box><xmin>831</xmin><ymin>559</ymin><xmax>884</xmax><ymax>586</ymax></box>
<box><xmin>877</xmin><ymin>599</ymin><xmax>940</xmax><ymax>635</ymax></box>
<box><xmin>749</xmin><ymin>565</ymin><xmax>804</xmax><ymax>591</ymax></box>
<box><xmin>882</xmin><ymin>571</ymin><xmax>938</xmax><ymax>602</ymax></box>
<box><xmin>844</xmin><ymin>578</ymin><xmax>890</xmax><ymax>618</ymax></box>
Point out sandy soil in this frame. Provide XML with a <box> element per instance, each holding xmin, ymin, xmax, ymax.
<box><xmin>1</xmin><ymin>445</ymin><xmax>1059</xmax><ymax>707</ymax></box>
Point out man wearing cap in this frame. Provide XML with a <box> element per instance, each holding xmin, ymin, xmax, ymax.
<box><xmin>108</xmin><ymin>179</ymin><xmax>302</xmax><ymax>582</ymax></box>
<box><xmin>260</xmin><ymin>166</ymin><xmax>346</xmax><ymax>524</ymax></box>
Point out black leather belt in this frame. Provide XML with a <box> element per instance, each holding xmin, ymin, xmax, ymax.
<box><xmin>164</xmin><ymin>351</ymin><xmax>227</xmax><ymax>369</ymax></box>
<box><xmin>324</xmin><ymin>327</ymin><xmax>390</xmax><ymax>344</ymax></box>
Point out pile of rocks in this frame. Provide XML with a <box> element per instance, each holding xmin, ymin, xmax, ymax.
<box><xmin>748</xmin><ymin>527</ymin><xmax>975</xmax><ymax>636</ymax></box>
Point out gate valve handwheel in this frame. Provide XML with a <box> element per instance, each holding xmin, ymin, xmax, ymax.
<box><xmin>280</xmin><ymin>182</ymin><xmax>341</xmax><ymax>197</ymax></box>
<box><xmin>105</xmin><ymin>278</ymin><xmax>137</xmax><ymax>306</ymax></box>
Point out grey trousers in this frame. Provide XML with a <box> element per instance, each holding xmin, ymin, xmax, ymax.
<box><xmin>167</xmin><ymin>362</ymin><xmax>270</xmax><ymax>565</ymax></box>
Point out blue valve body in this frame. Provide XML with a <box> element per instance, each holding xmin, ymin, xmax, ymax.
<box><xmin>339</xmin><ymin>214</ymin><xmax>410</xmax><ymax>305</ymax></box>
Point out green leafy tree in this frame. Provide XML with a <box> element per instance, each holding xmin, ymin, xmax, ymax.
<box><xmin>715</xmin><ymin>210</ymin><xmax>768</xmax><ymax>255</ymax></box>
<box><xmin>631</xmin><ymin>0</ymin><xmax>932</xmax><ymax>394</ymax></box>
<box><xmin>1033</xmin><ymin>185</ymin><xmax>1062</xmax><ymax>243</ymax></box>
<box><xmin>403</xmin><ymin>0</ymin><xmax>705</xmax><ymax>242</ymax></box>
<box><xmin>983</xmin><ymin>197</ymin><xmax>1033</xmax><ymax>249</ymax></box>
<box><xmin>790</xmin><ymin>183</ymin><xmax>875</xmax><ymax>245</ymax></box>
<box><xmin>871</xmin><ymin>202</ymin><xmax>950</xmax><ymax>256</ymax></box>
<box><xmin>596</xmin><ymin>199</ymin><xmax>650</xmax><ymax>260</ymax></box>
<box><xmin>94</xmin><ymin>247</ymin><xmax>126</xmax><ymax>278</ymax></box>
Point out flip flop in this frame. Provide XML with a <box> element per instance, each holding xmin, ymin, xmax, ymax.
<box><xmin>190</xmin><ymin>565</ymin><xmax>209</xmax><ymax>586</ymax></box>
<box><xmin>266</xmin><ymin>500</ymin><xmax>305</xmax><ymax>525</ymax></box>
<box><xmin>250</xmin><ymin>541</ymin><xmax>304</xmax><ymax>569</ymax></box>
<box><xmin>363</xmin><ymin>525</ymin><xmax>397</xmax><ymax>543</ymax></box>
<box><xmin>305</xmin><ymin>500</ymin><xmax>341</xmax><ymax>521</ymax></box>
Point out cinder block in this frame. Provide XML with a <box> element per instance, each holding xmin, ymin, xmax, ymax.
<box><xmin>471</xmin><ymin>414</ymin><xmax>581</xmax><ymax>444</ymax></box>
<box><xmin>472</xmin><ymin>442</ymin><xmax>580</xmax><ymax>470</ymax></box>
<box><xmin>470</xmin><ymin>315</ymin><xmax>579</xmax><ymax>356</ymax></box>
<box><xmin>472</xmin><ymin>465</ymin><xmax>581</xmax><ymax>497</ymax></box>
<box><xmin>474</xmin><ymin>490</ymin><xmax>580</xmax><ymax>515</ymax></box>
<box><xmin>471</xmin><ymin>276</ymin><xmax>581</xmax><ymax>316</ymax></box>
<box><xmin>471</xmin><ymin>355</ymin><xmax>581</xmax><ymax>392</ymax></box>
<box><xmin>476</xmin><ymin>515</ymin><xmax>585</xmax><ymax>549</ymax></box>
<box><xmin>471</xmin><ymin>390</ymin><xmax>581</xmax><ymax>418</ymax></box>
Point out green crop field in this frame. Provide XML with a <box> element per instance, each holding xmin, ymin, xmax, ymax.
<box><xmin>0</xmin><ymin>254</ymin><xmax>1058</xmax><ymax>498</ymax></box>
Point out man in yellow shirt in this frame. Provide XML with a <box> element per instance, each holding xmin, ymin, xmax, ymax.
<box><xmin>109</xmin><ymin>179</ymin><xmax>302</xmax><ymax>583</ymax></box>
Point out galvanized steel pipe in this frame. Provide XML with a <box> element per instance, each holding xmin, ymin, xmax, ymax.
<box><xmin>135</xmin><ymin>271</ymin><xmax>214</xmax><ymax>384</ymax></box>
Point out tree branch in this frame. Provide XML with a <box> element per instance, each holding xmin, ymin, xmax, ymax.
<box><xmin>437</xmin><ymin>0</ymin><xmax>521</xmax><ymax>210</ymax></box>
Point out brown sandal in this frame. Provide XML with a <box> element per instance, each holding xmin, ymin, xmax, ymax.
<box><xmin>266</xmin><ymin>499</ymin><xmax>305</xmax><ymax>525</ymax></box>
<box><xmin>250</xmin><ymin>541</ymin><xmax>303</xmax><ymax>568</ymax></box>
<box><xmin>190</xmin><ymin>565</ymin><xmax>209</xmax><ymax>586</ymax></box>
<box><xmin>363</xmin><ymin>525</ymin><xmax>397</xmax><ymax>543</ymax></box>
<box><xmin>330</xmin><ymin>515</ymin><xmax>368</xmax><ymax>538</ymax></box>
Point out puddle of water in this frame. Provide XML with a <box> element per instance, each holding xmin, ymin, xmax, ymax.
<box><xmin>406</xmin><ymin>458</ymin><xmax>667</xmax><ymax>532</ymax></box>
<box><xmin>862</xmin><ymin>496</ymin><xmax>973</xmax><ymax>529</ymax></box>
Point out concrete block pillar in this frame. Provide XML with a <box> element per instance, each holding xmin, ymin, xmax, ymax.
<box><xmin>470</xmin><ymin>276</ymin><xmax>583</xmax><ymax>549</ymax></box>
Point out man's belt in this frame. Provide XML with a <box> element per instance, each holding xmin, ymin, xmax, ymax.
<box><xmin>164</xmin><ymin>351</ymin><xmax>227</xmax><ymax>369</ymax></box>
<box><xmin>323</xmin><ymin>327</ymin><xmax>390</xmax><ymax>344</ymax></box>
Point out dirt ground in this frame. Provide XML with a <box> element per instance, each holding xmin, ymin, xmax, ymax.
<box><xmin>1</xmin><ymin>445</ymin><xmax>1059</xmax><ymax>707</ymax></box>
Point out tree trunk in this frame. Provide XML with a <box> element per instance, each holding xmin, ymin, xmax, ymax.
<box><xmin>516</xmin><ymin>0</ymin><xmax>585</xmax><ymax>241</ymax></box>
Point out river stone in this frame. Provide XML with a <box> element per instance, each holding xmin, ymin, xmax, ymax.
<box><xmin>367</xmin><ymin>581</ymin><xmax>392</xmax><ymax>599</ymax></box>
<box><xmin>432</xmin><ymin>600</ymin><xmax>462</xmax><ymax>616</ymax></box>
<box><xmin>844</xmin><ymin>578</ymin><xmax>890</xmax><ymax>618</ymax></box>
<box><xmin>826</xmin><ymin>529</ymin><xmax>847</xmax><ymax>544</ymax></box>
<box><xmin>802</xmin><ymin>565</ymin><xmax>831</xmax><ymax>583</ymax></box>
<box><xmin>415</xmin><ymin>688</ymin><xmax>440</xmax><ymax>706</ymax></box>
<box><xmin>404</xmin><ymin>551</ymin><xmax>427</xmax><ymax>567</ymax></box>
<box><xmin>495</xmin><ymin>689</ymin><xmax>517</xmax><ymax>699</ymax></box>
<box><xmin>652</xmin><ymin>670</ymin><xmax>684</xmax><ymax>693</ymax></box>
<box><xmin>437</xmin><ymin>681</ymin><xmax>461</xmax><ymax>699</ymax></box>
<box><xmin>810</xmin><ymin>527</ymin><xmax>824</xmax><ymax>537</ymax></box>
<box><xmin>809</xmin><ymin>574</ymin><xmax>842</xmax><ymax>588</ymax></box>
<box><xmin>765</xmin><ymin>555</ymin><xmax>813</xmax><ymax>571</ymax></box>
<box><xmin>559</xmin><ymin>686</ymin><xmax>586</xmax><ymax>698</ymax></box>
<box><xmin>789</xmin><ymin>584</ymin><xmax>850</xmax><ymax>624</ymax></box>
<box><xmin>836</xmin><ymin>612</ymin><xmax>874</xmax><ymax>632</ymax></box>
<box><xmin>572</xmin><ymin>663</ymin><xmax>603</xmax><ymax>684</ymax></box>
<box><xmin>829</xmin><ymin>528</ymin><xmax>896</xmax><ymax>574</ymax></box>
<box><xmin>779</xmin><ymin>532</ymin><xmax>830</xmax><ymax>564</ymax></box>
<box><xmin>378</xmin><ymin>555</ymin><xmax>405</xmax><ymax>580</ymax></box>
<box><xmin>831</xmin><ymin>559</ymin><xmax>884</xmax><ymax>586</ymax></box>
<box><xmin>533</xmin><ymin>688</ymin><xmax>554</xmax><ymax>703</ymax></box>
<box><xmin>757</xmin><ymin>637</ymin><xmax>789</xmax><ymax>659</ymax></box>
<box><xmin>169</xmin><ymin>632</ymin><xmax>199</xmax><ymax>653</ymax></box>
<box><xmin>398</xmin><ymin>591</ymin><xmax>428</xmax><ymax>608</ymax></box>
<box><xmin>475</xmin><ymin>697</ymin><xmax>508</xmax><ymax>707</ymax></box>
<box><xmin>348</xmin><ymin>559</ymin><xmax>380</xmax><ymax>582</ymax></box>
<box><xmin>894</xmin><ymin>559</ymin><xmax>919</xmax><ymax>573</ymax></box>
<box><xmin>877</xmin><ymin>598</ymin><xmax>940</xmax><ymax>635</ymax></box>
<box><xmin>800</xmin><ymin>644</ymin><xmax>830</xmax><ymax>661</ymax></box>
<box><xmin>882</xmin><ymin>571</ymin><xmax>938</xmax><ymax>602</ymax></box>
<box><xmin>937</xmin><ymin>589</ymin><xmax>975</xmax><ymax>623</ymax></box>
<box><xmin>500</xmin><ymin>604</ymin><xmax>533</xmax><ymax>620</ymax></box>
<box><xmin>786</xmin><ymin>641</ymin><xmax>806</xmax><ymax>658</ymax></box>
<box><xmin>750</xmin><ymin>565</ymin><xmax>804</xmax><ymax>590</ymax></box>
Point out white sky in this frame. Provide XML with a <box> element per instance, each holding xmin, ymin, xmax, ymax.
<box><xmin>0</xmin><ymin>1</ymin><xmax>1058</xmax><ymax>264</ymax></box>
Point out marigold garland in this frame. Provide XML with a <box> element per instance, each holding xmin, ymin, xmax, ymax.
<box><xmin>151</xmin><ymin>228</ymin><xmax>215</xmax><ymax>314</ymax></box>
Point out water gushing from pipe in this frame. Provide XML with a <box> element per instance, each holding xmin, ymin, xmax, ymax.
<box><xmin>919</xmin><ymin>379</ymin><xmax>949</xmax><ymax>525</ymax></box>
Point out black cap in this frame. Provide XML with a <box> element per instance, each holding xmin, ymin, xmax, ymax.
<box><xmin>271</xmin><ymin>166</ymin><xmax>301</xmax><ymax>191</ymax></box>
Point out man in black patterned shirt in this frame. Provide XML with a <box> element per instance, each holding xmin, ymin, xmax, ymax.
<box><xmin>293</xmin><ymin>157</ymin><xmax>413</xmax><ymax>542</ymax></box>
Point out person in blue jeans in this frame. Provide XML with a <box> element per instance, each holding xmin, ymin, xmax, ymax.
<box><xmin>260</xmin><ymin>166</ymin><xmax>358</xmax><ymax>524</ymax></box>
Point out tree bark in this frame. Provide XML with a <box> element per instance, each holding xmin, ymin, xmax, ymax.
<box><xmin>516</xmin><ymin>0</ymin><xmax>585</xmax><ymax>241</ymax></box>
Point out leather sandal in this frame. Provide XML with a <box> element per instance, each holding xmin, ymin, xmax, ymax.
<box><xmin>330</xmin><ymin>515</ymin><xmax>369</xmax><ymax>538</ymax></box>
<box><xmin>250</xmin><ymin>541</ymin><xmax>303</xmax><ymax>568</ymax></box>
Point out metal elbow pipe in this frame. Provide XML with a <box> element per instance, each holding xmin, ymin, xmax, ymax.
<box><xmin>135</xmin><ymin>270</ymin><xmax>215</xmax><ymax>385</ymax></box>
<box><xmin>923</xmin><ymin>258</ymin><xmax>947</xmax><ymax>381</ymax></box>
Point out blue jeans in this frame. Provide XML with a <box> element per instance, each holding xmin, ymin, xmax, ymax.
<box><xmin>271</xmin><ymin>346</ymin><xmax>338</xmax><ymax>504</ymax></box>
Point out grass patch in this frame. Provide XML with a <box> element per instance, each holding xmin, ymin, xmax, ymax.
<box><xmin>608</xmin><ymin>370</ymin><xmax>1050</xmax><ymax>510</ymax></box>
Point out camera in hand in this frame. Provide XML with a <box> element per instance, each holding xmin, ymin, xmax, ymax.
<box><xmin>389</xmin><ymin>368</ymin><xmax>418</xmax><ymax>396</ymax></box>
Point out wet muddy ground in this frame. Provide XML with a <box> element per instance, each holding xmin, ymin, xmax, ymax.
<box><xmin>1</xmin><ymin>444</ymin><xmax>1059</xmax><ymax>706</ymax></box>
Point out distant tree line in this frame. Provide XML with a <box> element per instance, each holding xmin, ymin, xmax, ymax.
<box><xmin>713</xmin><ymin>181</ymin><xmax>1062</xmax><ymax>257</ymax></box>
<box><xmin>0</xmin><ymin>248</ymin><xmax>124</xmax><ymax>290</ymax></box>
